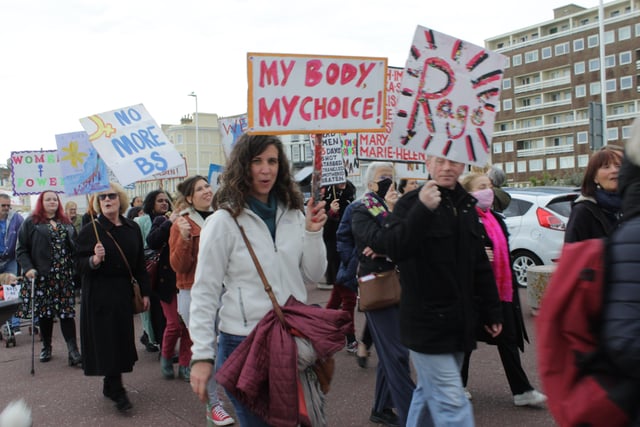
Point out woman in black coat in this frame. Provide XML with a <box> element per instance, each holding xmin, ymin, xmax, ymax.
<box><xmin>461</xmin><ymin>173</ymin><xmax>546</xmax><ymax>407</ymax></box>
<box><xmin>74</xmin><ymin>184</ymin><xmax>151</xmax><ymax>412</ymax></box>
<box><xmin>565</xmin><ymin>145</ymin><xmax>623</xmax><ymax>243</ymax></box>
<box><xmin>16</xmin><ymin>190</ymin><xmax>80</xmax><ymax>365</ymax></box>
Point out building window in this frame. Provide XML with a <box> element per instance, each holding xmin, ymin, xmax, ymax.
<box><xmin>494</xmin><ymin>162</ymin><xmax>503</xmax><ymax>171</ymax></box>
<box><xmin>577</xmin><ymin>131</ymin><xmax>588</xmax><ymax>144</ymax></box>
<box><xmin>589</xmin><ymin>58</ymin><xmax>600</xmax><ymax>71</ymax></box>
<box><xmin>546</xmin><ymin>157</ymin><xmax>557</xmax><ymax>170</ymax></box>
<box><xmin>505</xmin><ymin>162</ymin><xmax>515</xmax><ymax>173</ymax></box>
<box><xmin>606</xmin><ymin>79</ymin><xmax>616</xmax><ymax>93</ymax></box>
<box><xmin>623</xmin><ymin>126</ymin><xmax>632</xmax><ymax>139</ymax></box>
<box><xmin>503</xmin><ymin>99</ymin><xmax>513</xmax><ymax>110</ymax></box>
<box><xmin>176</xmin><ymin>134</ymin><xmax>183</xmax><ymax>145</ymax></box>
<box><xmin>573</xmin><ymin>38</ymin><xmax>584</xmax><ymax>51</ymax></box>
<box><xmin>512</xmin><ymin>54</ymin><xmax>522</xmax><ymax>66</ymax></box>
<box><xmin>541</xmin><ymin>46</ymin><xmax>552</xmax><ymax>59</ymax></box>
<box><xmin>517</xmin><ymin>161</ymin><xmax>527</xmax><ymax>172</ymax></box>
<box><xmin>559</xmin><ymin>156</ymin><xmax>575</xmax><ymax>169</ymax></box>
<box><xmin>577</xmin><ymin>155</ymin><xmax>589</xmax><ymax>168</ymax></box>
<box><xmin>605</xmin><ymin>55</ymin><xmax>616</xmax><ymax>68</ymax></box>
<box><xmin>505</xmin><ymin>141</ymin><xmax>514</xmax><ymax>152</ymax></box>
<box><xmin>604</xmin><ymin>30</ymin><xmax>615</xmax><ymax>44</ymax></box>
<box><xmin>504</xmin><ymin>56</ymin><xmax>510</xmax><ymax>68</ymax></box>
<box><xmin>588</xmin><ymin>34</ymin><xmax>599</xmax><ymax>47</ymax></box>
<box><xmin>590</xmin><ymin>82</ymin><xmax>601</xmax><ymax>95</ymax></box>
<box><xmin>608</xmin><ymin>127</ymin><xmax>619</xmax><ymax>141</ymax></box>
<box><xmin>619</xmin><ymin>26</ymin><xmax>631</xmax><ymax>40</ymax></box>
<box><xmin>621</xmin><ymin>76</ymin><xmax>633</xmax><ymax>90</ymax></box>
<box><xmin>554</xmin><ymin>42</ymin><xmax>569</xmax><ymax>55</ymax></box>
<box><xmin>636</xmin><ymin>23</ymin><xmax>640</xmax><ymax>37</ymax></box>
<box><xmin>525</xmin><ymin>50</ymin><xmax>539</xmax><ymax>63</ymax></box>
<box><xmin>530</xmin><ymin>159</ymin><xmax>543</xmax><ymax>171</ymax></box>
<box><xmin>574</xmin><ymin>62</ymin><xmax>585</xmax><ymax>74</ymax></box>
<box><xmin>502</xmin><ymin>78</ymin><xmax>511</xmax><ymax>90</ymax></box>
<box><xmin>575</xmin><ymin>84</ymin><xmax>586</xmax><ymax>97</ymax></box>
<box><xmin>493</xmin><ymin>142</ymin><xmax>503</xmax><ymax>153</ymax></box>
<box><xmin>619</xmin><ymin>51</ymin><xmax>632</xmax><ymax>65</ymax></box>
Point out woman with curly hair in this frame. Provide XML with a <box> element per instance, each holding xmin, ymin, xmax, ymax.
<box><xmin>189</xmin><ymin>134</ymin><xmax>328</xmax><ymax>426</ymax></box>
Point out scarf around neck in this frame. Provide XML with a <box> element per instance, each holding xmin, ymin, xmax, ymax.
<box><xmin>361</xmin><ymin>192</ymin><xmax>389</xmax><ymax>224</ymax></box>
<box><xmin>476</xmin><ymin>208</ymin><xmax>513</xmax><ymax>302</ymax></box>
<box><xmin>247</xmin><ymin>192</ymin><xmax>277</xmax><ymax>240</ymax></box>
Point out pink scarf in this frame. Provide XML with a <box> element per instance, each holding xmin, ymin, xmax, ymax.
<box><xmin>476</xmin><ymin>208</ymin><xmax>513</xmax><ymax>302</ymax></box>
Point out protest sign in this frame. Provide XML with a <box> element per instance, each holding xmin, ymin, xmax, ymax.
<box><xmin>247</xmin><ymin>53</ymin><xmax>387</xmax><ymax>134</ymax></box>
<box><xmin>208</xmin><ymin>164</ymin><xmax>224</xmax><ymax>193</ymax></box>
<box><xmin>141</xmin><ymin>157</ymin><xmax>188</xmax><ymax>182</ymax></box>
<box><xmin>55</xmin><ymin>131</ymin><xmax>110</xmax><ymax>195</ymax></box>
<box><xmin>389</xmin><ymin>26</ymin><xmax>505</xmax><ymax>166</ymax></box>
<box><xmin>219</xmin><ymin>114</ymin><xmax>248</xmax><ymax>158</ymax></box>
<box><xmin>358</xmin><ymin>66</ymin><xmax>425</xmax><ymax>163</ymax></box>
<box><xmin>395</xmin><ymin>162</ymin><xmax>429</xmax><ymax>179</ymax></box>
<box><xmin>315</xmin><ymin>133</ymin><xmax>346</xmax><ymax>186</ymax></box>
<box><xmin>10</xmin><ymin>150</ymin><xmax>63</xmax><ymax>195</ymax></box>
<box><xmin>341</xmin><ymin>132</ymin><xmax>360</xmax><ymax>177</ymax></box>
<box><xmin>79</xmin><ymin>104</ymin><xmax>184</xmax><ymax>185</ymax></box>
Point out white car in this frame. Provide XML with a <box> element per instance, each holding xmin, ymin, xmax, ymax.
<box><xmin>502</xmin><ymin>187</ymin><xmax>579</xmax><ymax>287</ymax></box>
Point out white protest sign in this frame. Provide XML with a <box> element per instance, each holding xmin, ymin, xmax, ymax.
<box><xmin>341</xmin><ymin>132</ymin><xmax>360</xmax><ymax>177</ymax></box>
<box><xmin>79</xmin><ymin>104</ymin><xmax>184</xmax><ymax>186</ymax></box>
<box><xmin>395</xmin><ymin>162</ymin><xmax>429</xmax><ymax>179</ymax></box>
<box><xmin>10</xmin><ymin>150</ymin><xmax>63</xmax><ymax>195</ymax></box>
<box><xmin>218</xmin><ymin>114</ymin><xmax>248</xmax><ymax>158</ymax></box>
<box><xmin>358</xmin><ymin>66</ymin><xmax>425</xmax><ymax>163</ymax></box>
<box><xmin>389</xmin><ymin>26</ymin><xmax>506</xmax><ymax>166</ymax></box>
<box><xmin>247</xmin><ymin>53</ymin><xmax>387</xmax><ymax>134</ymax></box>
<box><xmin>317</xmin><ymin>133</ymin><xmax>346</xmax><ymax>186</ymax></box>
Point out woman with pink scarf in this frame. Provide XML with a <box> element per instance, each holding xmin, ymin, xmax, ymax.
<box><xmin>460</xmin><ymin>173</ymin><xmax>546</xmax><ymax>408</ymax></box>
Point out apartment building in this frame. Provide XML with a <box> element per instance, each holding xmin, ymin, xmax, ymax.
<box><xmin>486</xmin><ymin>0</ymin><xmax>640</xmax><ymax>185</ymax></box>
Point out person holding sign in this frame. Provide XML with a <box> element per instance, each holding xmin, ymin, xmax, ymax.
<box><xmin>16</xmin><ymin>191</ymin><xmax>81</xmax><ymax>366</ymax></box>
<box><xmin>350</xmin><ymin>162</ymin><xmax>419</xmax><ymax>427</ymax></box>
<box><xmin>74</xmin><ymin>183</ymin><xmax>151</xmax><ymax>413</ymax></box>
<box><xmin>189</xmin><ymin>134</ymin><xmax>329</xmax><ymax>426</ymax></box>
<box><xmin>381</xmin><ymin>157</ymin><xmax>503</xmax><ymax>427</ymax></box>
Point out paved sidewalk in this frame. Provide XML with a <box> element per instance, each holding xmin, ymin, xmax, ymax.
<box><xmin>0</xmin><ymin>287</ymin><xmax>555</xmax><ymax>426</ymax></box>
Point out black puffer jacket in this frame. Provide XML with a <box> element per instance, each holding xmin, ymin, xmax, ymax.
<box><xmin>382</xmin><ymin>184</ymin><xmax>502</xmax><ymax>354</ymax></box>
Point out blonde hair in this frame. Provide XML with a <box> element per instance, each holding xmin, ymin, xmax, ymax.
<box><xmin>0</xmin><ymin>272</ymin><xmax>18</xmax><ymax>285</ymax></box>
<box><xmin>92</xmin><ymin>183</ymin><xmax>129</xmax><ymax>216</ymax></box>
<box><xmin>461</xmin><ymin>173</ymin><xmax>487</xmax><ymax>192</ymax></box>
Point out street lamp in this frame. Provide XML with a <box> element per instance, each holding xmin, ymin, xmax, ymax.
<box><xmin>188</xmin><ymin>92</ymin><xmax>199</xmax><ymax>174</ymax></box>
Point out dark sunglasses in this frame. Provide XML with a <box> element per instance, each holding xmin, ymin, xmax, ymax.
<box><xmin>0</xmin><ymin>204</ymin><xmax>10</xmax><ymax>208</ymax></box>
<box><xmin>98</xmin><ymin>193</ymin><xmax>118</xmax><ymax>201</ymax></box>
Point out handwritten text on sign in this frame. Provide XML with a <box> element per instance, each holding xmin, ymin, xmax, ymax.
<box><xmin>10</xmin><ymin>150</ymin><xmax>63</xmax><ymax>195</ymax></box>
<box><xmin>79</xmin><ymin>104</ymin><xmax>184</xmax><ymax>186</ymax></box>
<box><xmin>389</xmin><ymin>26</ymin><xmax>505</xmax><ymax>166</ymax></box>
<box><xmin>358</xmin><ymin>66</ymin><xmax>426</xmax><ymax>162</ymax></box>
<box><xmin>247</xmin><ymin>53</ymin><xmax>387</xmax><ymax>134</ymax></box>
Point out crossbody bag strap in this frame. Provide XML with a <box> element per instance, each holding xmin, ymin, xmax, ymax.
<box><xmin>232</xmin><ymin>215</ymin><xmax>286</xmax><ymax>326</ymax></box>
<box><xmin>99</xmin><ymin>225</ymin><xmax>136</xmax><ymax>284</ymax></box>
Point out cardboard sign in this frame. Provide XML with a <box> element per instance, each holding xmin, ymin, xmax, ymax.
<box><xmin>208</xmin><ymin>164</ymin><xmax>224</xmax><ymax>193</ymax></box>
<box><xmin>358</xmin><ymin>66</ymin><xmax>425</xmax><ymax>162</ymax></box>
<box><xmin>316</xmin><ymin>133</ymin><xmax>346</xmax><ymax>186</ymax></box>
<box><xmin>389</xmin><ymin>26</ymin><xmax>506</xmax><ymax>166</ymax></box>
<box><xmin>341</xmin><ymin>133</ymin><xmax>360</xmax><ymax>177</ymax></box>
<box><xmin>79</xmin><ymin>104</ymin><xmax>184</xmax><ymax>186</ymax></box>
<box><xmin>10</xmin><ymin>150</ymin><xmax>63</xmax><ymax>195</ymax></box>
<box><xmin>395</xmin><ymin>162</ymin><xmax>429</xmax><ymax>179</ymax></box>
<box><xmin>55</xmin><ymin>131</ymin><xmax>110</xmax><ymax>195</ymax></box>
<box><xmin>247</xmin><ymin>53</ymin><xmax>387</xmax><ymax>134</ymax></box>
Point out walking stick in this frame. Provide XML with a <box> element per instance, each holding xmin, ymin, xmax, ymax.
<box><xmin>30</xmin><ymin>276</ymin><xmax>35</xmax><ymax>376</ymax></box>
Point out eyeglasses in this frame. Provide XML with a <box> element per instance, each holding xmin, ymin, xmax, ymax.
<box><xmin>98</xmin><ymin>193</ymin><xmax>118</xmax><ymax>201</ymax></box>
<box><xmin>0</xmin><ymin>204</ymin><xmax>10</xmax><ymax>208</ymax></box>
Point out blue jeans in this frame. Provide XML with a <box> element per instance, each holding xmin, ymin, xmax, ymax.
<box><xmin>217</xmin><ymin>332</ymin><xmax>271</xmax><ymax>427</ymax></box>
<box><xmin>407</xmin><ymin>351</ymin><xmax>474</xmax><ymax>427</ymax></box>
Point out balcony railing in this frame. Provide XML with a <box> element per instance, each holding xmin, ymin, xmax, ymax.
<box><xmin>517</xmin><ymin>144</ymin><xmax>574</xmax><ymax>157</ymax></box>
<box><xmin>514</xmin><ymin>75</ymin><xmax>571</xmax><ymax>94</ymax></box>
<box><xmin>515</xmin><ymin>98</ymin><xmax>571</xmax><ymax>113</ymax></box>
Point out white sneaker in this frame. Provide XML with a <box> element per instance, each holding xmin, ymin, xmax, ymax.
<box><xmin>513</xmin><ymin>390</ymin><xmax>547</xmax><ymax>407</ymax></box>
<box><xmin>464</xmin><ymin>388</ymin><xmax>472</xmax><ymax>400</ymax></box>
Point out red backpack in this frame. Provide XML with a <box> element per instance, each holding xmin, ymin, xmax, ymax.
<box><xmin>536</xmin><ymin>238</ymin><xmax>636</xmax><ymax>427</ymax></box>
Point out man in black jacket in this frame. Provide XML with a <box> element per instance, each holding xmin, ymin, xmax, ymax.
<box><xmin>382</xmin><ymin>156</ymin><xmax>503</xmax><ymax>426</ymax></box>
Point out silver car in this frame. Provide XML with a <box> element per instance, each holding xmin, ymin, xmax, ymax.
<box><xmin>502</xmin><ymin>187</ymin><xmax>579</xmax><ymax>287</ymax></box>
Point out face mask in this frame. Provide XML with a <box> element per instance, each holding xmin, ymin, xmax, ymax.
<box><xmin>375</xmin><ymin>178</ymin><xmax>393</xmax><ymax>198</ymax></box>
<box><xmin>472</xmin><ymin>188</ymin><xmax>494</xmax><ymax>210</ymax></box>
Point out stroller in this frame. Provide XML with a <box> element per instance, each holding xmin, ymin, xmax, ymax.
<box><xmin>0</xmin><ymin>297</ymin><xmax>22</xmax><ymax>348</ymax></box>
<box><xmin>0</xmin><ymin>277</ymin><xmax>38</xmax><ymax>349</ymax></box>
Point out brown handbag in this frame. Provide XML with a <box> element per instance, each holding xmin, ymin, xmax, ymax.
<box><xmin>357</xmin><ymin>269</ymin><xmax>401</xmax><ymax>311</ymax></box>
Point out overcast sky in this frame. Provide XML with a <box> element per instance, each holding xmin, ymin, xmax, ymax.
<box><xmin>0</xmin><ymin>0</ymin><xmax>601</xmax><ymax>164</ymax></box>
